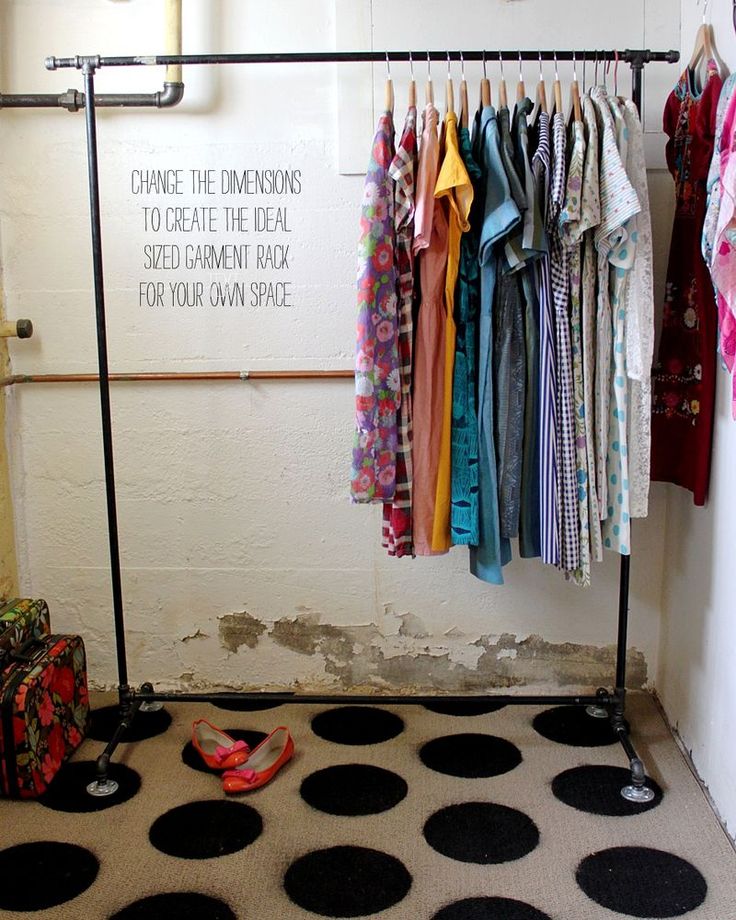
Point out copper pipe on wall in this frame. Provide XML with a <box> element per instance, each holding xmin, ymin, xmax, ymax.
<box><xmin>0</xmin><ymin>370</ymin><xmax>353</xmax><ymax>387</ymax></box>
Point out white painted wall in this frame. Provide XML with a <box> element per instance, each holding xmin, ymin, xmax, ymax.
<box><xmin>1</xmin><ymin>0</ymin><xmax>679</xmax><ymax>693</ymax></box>
<box><xmin>655</xmin><ymin>0</ymin><xmax>736</xmax><ymax>842</ymax></box>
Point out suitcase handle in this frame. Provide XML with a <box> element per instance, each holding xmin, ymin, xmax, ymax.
<box><xmin>8</xmin><ymin>637</ymin><xmax>47</xmax><ymax>664</ymax></box>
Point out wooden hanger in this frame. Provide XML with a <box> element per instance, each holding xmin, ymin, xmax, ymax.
<box><xmin>516</xmin><ymin>51</ymin><xmax>526</xmax><ymax>102</ymax></box>
<box><xmin>384</xmin><ymin>52</ymin><xmax>394</xmax><ymax>114</ymax></box>
<box><xmin>459</xmin><ymin>51</ymin><xmax>469</xmax><ymax>128</ymax></box>
<box><xmin>408</xmin><ymin>50</ymin><xmax>416</xmax><ymax>107</ymax></box>
<box><xmin>570</xmin><ymin>78</ymin><xmax>582</xmax><ymax>122</ymax></box>
<box><xmin>536</xmin><ymin>52</ymin><xmax>548</xmax><ymax>115</ymax></box>
<box><xmin>550</xmin><ymin>51</ymin><xmax>562</xmax><ymax>116</ymax></box>
<box><xmin>446</xmin><ymin>51</ymin><xmax>455</xmax><ymax>116</ymax></box>
<box><xmin>480</xmin><ymin>50</ymin><xmax>492</xmax><ymax>108</ymax></box>
<box><xmin>688</xmin><ymin>20</ymin><xmax>714</xmax><ymax>70</ymax></box>
<box><xmin>568</xmin><ymin>50</ymin><xmax>582</xmax><ymax>119</ymax></box>
<box><xmin>425</xmin><ymin>51</ymin><xmax>434</xmax><ymax>105</ymax></box>
<box><xmin>498</xmin><ymin>51</ymin><xmax>508</xmax><ymax>109</ymax></box>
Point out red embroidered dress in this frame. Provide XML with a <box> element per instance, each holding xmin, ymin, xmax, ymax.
<box><xmin>652</xmin><ymin>61</ymin><xmax>722</xmax><ymax>505</ymax></box>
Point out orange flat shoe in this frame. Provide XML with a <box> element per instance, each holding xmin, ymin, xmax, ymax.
<box><xmin>221</xmin><ymin>727</ymin><xmax>294</xmax><ymax>793</ymax></box>
<box><xmin>192</xmin><ymin>719</ymin><xmax>250</xmax><ymax>770</ymax></box>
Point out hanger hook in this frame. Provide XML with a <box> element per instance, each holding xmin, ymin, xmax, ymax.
<box><xmin>538</xmin><ymin>49</ymin><xmax>543</xmax><ymax>81</ymax></box>
<box><xmin>594</xmin><ymin>50</ymin><xmax>599</xmax><ymax>86</ymax></box>
<box><xmin>447</xmin><ymin>49</ymin><xmax>451</xmax><ymax>80</ymax></box>
<box><xmin>702</xmin><ymin>0</ymin><xmax>711</xmax><ymax>24</ymax></box>
<box><xmin>499</xmin><ymin>50</ymin><xmax>505</xmax><ymax>79</ymax></box>
<box><xmin>553</xmin><ymin>49</ymin><xmax>559</xmax><ymax>81</ymax></box>
<box><xmin>385</xmin><ymin>51</ymin><xmax>391</xmax><ymax>79</ymax></box>
<box><xmin>460</xmin><ymin>50</ymin><xmax>465</xmax><ymax>81</ymax></box>
<box><xmin>482</xmin><ymin>49</ymin><xmax>487</xmax><ymax>79</ymax></box>
<box><xmin>518</xmin><ymin>49</ymin><xmax>523</xmax><ymax>81</ymax></box>
<box><xmin>572</xmin><ymin>50</ymin><xmax>577</xmax><ymax>83</ymax></box>
<box><xmin>409</xmin><ymin>49</ymin><xmax>414</xmax><ymax>80</ymax></box>
<box><xmin>581</xmin><ymin>50</ymin><xmax>586</xmax><ymax>93</ymax></box>
<box><xmin>604</xmin><ymin>55</ymin><xmax>610</xmax><ymax>90</ymax></box>
<box><xmin>614</xmin><ymin>49</ymin><xmax>619</xmax><ymax>95</ymax></box>
<box><xmin>427</xmin><ymin>50</ymin><xmax>432</xmax><ymax>81</ymax></box>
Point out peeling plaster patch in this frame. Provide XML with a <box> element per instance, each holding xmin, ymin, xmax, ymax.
<box><xmin>218</xmin><ymin>610</ymin><xmax>267</xmax><ymax>653</ymax></box>
<box><xmin>398</xmin><ymin>613</ymin><xmax>430</xmax><ymax>639</ymax></box>
<box><xmin>265</xmin><ymin>620</ymin><xmax>648</xmax><ymax>691</ymax></box>
<box><xmin>181</xmin><ymin>629</ymin><xmax>208</xmax><ymax>643</ymax></box>
<box><xmin>448</xmin><ymin>643</ymin><xmax>485</xmax><ymax>669</ymax></box>
<box><xmin>270</xmin><ymin>616</ymin><xmax>357</xmax><ymax>659</ymax></box>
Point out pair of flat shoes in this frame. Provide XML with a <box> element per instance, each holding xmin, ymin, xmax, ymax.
<box><xmin>192</xmin><ymin>720</ymin><xmax>294</xmax><ymax>793</ymax></box>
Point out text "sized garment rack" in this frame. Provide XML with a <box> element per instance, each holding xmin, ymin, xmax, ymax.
<box><xmin>44</xmin><ymin>47</ymin><xmax>679</xmax><ymax>803</ymax></box>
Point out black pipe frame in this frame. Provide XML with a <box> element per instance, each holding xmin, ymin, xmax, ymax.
<box><xmin>64</xmin><ymin>48</ymin><xmax>679</xmax><ymax>791</ymax></box>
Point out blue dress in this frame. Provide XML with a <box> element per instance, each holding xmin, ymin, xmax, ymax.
<box><xmin>469</xmin><ymin>107</ymin><xmax>521</xmax><ymax>585</ymax></box>
<box><xmin>450</xmin><ymin>126</ymin><xmax>482</xmax><ymax>545</ymax></box>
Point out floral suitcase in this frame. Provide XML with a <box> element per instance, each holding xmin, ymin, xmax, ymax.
<box><xmin>0</xmin><ymin>634</ymin><xmax>89</xmax><ymax>798</ymax></box>
<box><xmin>0</xmin><ymin>599</ymin><xmax>51</xmax><ymax>663</ymax></box>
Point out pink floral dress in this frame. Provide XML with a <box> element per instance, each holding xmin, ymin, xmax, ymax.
<box><xmin>711</xmin><ymin>88</ymin><xmax>736</xmax><ymax>418</ymax></box>
<box><xmin>351</xmin><ymin>112</ymin><xmax>400</xmax><ymax>502</ymax></box>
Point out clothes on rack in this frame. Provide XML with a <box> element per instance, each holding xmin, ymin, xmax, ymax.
<box><xmin>652</xmin><ymin>59</ymin><xmax>722</xmax><ymax>506</ymax></box>
<box><xmin>703</xmin><ymin>73</ymin><xmax>736</xmax><ymax>421</ymax></box>
<box><xmin>382</xmin><ymin>105</ymin><xmax>418</xmax><ymax>556</ymax></box>
<box><xmin>352</xmin><ymin>80</ymin><xmax>656</xmax><ymax>585</ymax></box>
<box><xmin>351</xmin><ymin>111</ymin><xmax>399</xmax><ymax>503</ymax></box>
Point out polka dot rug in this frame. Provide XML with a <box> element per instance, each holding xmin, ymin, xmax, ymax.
<box><xmin>0</xmin><ymin>691</ymin><xmax>734</xmax><ymax>918</ymax></box>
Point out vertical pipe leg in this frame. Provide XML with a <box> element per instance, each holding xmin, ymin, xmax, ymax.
<box><xmin>82</xmin><ymin>62</ymin><xmax>142</xmax><ymax>795</ymax></box>
<box><xmin>82</xmin><ymin>63</ymin><xmax>129</xmax><ymax>695</ymax></box>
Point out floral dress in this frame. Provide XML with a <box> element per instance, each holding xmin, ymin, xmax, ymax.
<box><xmin>709</xmin><ymin>83</ymin><xmax>736</xmax><ymax>419</ymax></box>
<box><xmin>580</xmin><ymin>96</ymin><xmax>603</xmax><ymax>563</ymax></box>
<box><xmin>602</xmin><ymin>94</ymin><xmax>640</xmax><ymax>556</ymax></box>
<box><xmin>651</xmin><ymin>61</ymin><xmax>722</xmax><ymax>505</ymax></box>
<box><xmin>351</xmin><ymin>111</ymin><xmax>399</xmax><ymax>502</ymax></box>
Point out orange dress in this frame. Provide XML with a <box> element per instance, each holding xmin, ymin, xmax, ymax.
<box><xmin>411</xmin><ymin>105</ymin><xmax>447</xmax><ymax>555</ymax></box>
<box><xmin>431</xmin><ymin>112</ymin><xmax>473</xmax><ymax>552</ymax></box>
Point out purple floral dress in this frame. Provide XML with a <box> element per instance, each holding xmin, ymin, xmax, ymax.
<box><xmin>351</xmin><ymin>112</ymin><xmax>400</xmax><ymax>502</ymax></box>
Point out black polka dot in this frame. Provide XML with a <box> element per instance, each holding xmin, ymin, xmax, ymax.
<box><xmin>552</xmin><ymin>765</ymin><xmax>663</xmax><ymax>816</ymax></box>
<box><xmin>38</xmin><ymin>760</ymin><xmax>141</xmax><ymax>813</ymax></box>
<box><xmin>109</xmin><ymin>892</ymin><xmax>236</xmax><ymax>920</ymax></box>
<box><xmin>577</xmin><ymin>847</ymin><xmax>707</xmax><ymax>917</ymax></box>
<box><xmin>181</xmin><ymin>728</ymin><xmax>267</xmax><ymax>774</ymax></box>
<box><xmin>311</xmin><ymin>706</ymin><xmax>404</xmax><ymax>745</ymax></box>
<box><xmin>433</xmin><ymin>897</ymin><xmax>551</xmax><ymax>920</ymax></box>
<box><xmin>149</xmin><ymin>800</ymin><xmax>262</xmax><ymax>860</ymax></box>
<box><xmin>88</xmin><ymin>705</ymin><xmax>172</xmax><ymax>743</ymax></box>
<box><xmin>420</xmin><ymin>733</ymin><xmax>522</xmax><ymax>778</ymax></box>
<box><xmin>424</xmin><ymin>802</ymin><xmax>539</xmax><ymax>864</ymax></box>
<box><xmin>0</xmin><ymin>842</ymin><xmax>98</xmax><ymax>911</ymax></box>
<box><xmin>532</xmin><ymin>705</ymin><xmax>623</xmax><ymax>746</ymax></box>
<box><xmin>424</xmin><ymin>700</ymin><xmax>506</xmax><ymax>716</ymax></box>
<box><xmin>300</xmin><ymin>764</ymin><xmax>408</xmax><ymax>816</ymax></box>
<box><xmin>212</xmin><ymin>698</ymin><xmax>283</xmax><ymax>712</ymax></box>
<box><xmin>284</xmin><ymin>845</ymin><xmax>411</xmax><ymax>916</ymax></box>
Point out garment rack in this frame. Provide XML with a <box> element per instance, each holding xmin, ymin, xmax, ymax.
<box><xmin>43</xmin><ymin>47</ymin><xmax>679</xmax><ymax>801</ymax></box>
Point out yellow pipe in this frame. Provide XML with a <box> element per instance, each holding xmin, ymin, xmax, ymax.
<box><xmin>165</xmin><ymin>0</ymin><xmax>183</xmax><ymax>84</ymax></box>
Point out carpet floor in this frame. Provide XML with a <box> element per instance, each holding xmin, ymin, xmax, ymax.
<box><xmin>0</xmin><ymin>690</ymin><xmax>734</xmax><ymax>919</ymax></box>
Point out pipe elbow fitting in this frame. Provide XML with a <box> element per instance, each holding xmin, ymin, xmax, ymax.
<box><xmin>157</xmin><ymin>82</ymin><xmax>184</xmax><ymax>108</ymax></box>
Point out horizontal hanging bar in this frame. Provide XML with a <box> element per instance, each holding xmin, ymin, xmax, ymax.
<box><xmin>0</xmin><ymin>369</ymin><xmax>354</xmax><ymax>387</ymax></box>
<box><xmin>46</xmin><ymin>49</ymin><xmax>680</xmax><ymax>71</ymax></box>
<box><xmin>134</xmin><ymin>689</ymin><xmax>613</xmax><ymax>706</ymax></box>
